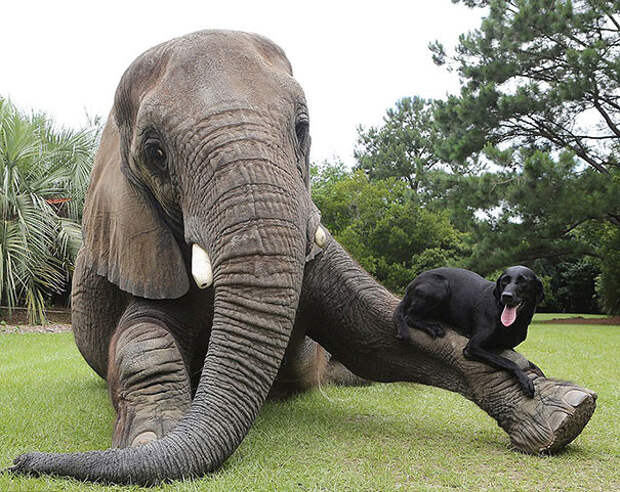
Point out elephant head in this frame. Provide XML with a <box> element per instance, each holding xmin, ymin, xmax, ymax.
<box><xmin>85</xmin><ymin>30</ymin><xmax>319</xmax><ymax>300</ymax></box>
<box><xmin>12</xmin><ymin>30</ymin><xmax>324</xmax><ymax>483</ymax></box>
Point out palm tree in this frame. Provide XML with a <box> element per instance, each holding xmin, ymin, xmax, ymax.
<box><xmin>0</xmin><ymin>98</ymin><xmax>99</xmax><ymax>324</ymax></box>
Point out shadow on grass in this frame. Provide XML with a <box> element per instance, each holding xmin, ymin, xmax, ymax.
<box><xmin>257</xmin><ymin>388</ymin><xmax>512</xmax><ymax>454</ymax></box>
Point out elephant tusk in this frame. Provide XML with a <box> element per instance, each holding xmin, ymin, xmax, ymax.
<box><xmin>191</xmin><ymin>243</ymin><xmax>213</xmax><ymax>289</ymax></box>
<box><xmin>314</xmin><ymin>225</ymin><xmax>326</xmax><ymax>248</ymax></box>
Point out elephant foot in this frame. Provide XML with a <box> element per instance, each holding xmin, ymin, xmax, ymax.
<box><xmin>108</xmin><ymin>321</ymin><xmax>192</xmax><ymax>448</ymax></box>
<box><xmin>112</xmin><ymin>405</ymin><xmax>187</xmax><ymax>448</ymax></box>
<box><xmin>501</xmin><ymin>376</ymin><xmax>597</xmax><ymax>454</ymax></box>
<box><xmin>131</xmin><ymin>431</ymin><xmax>158</xmax><ymax>447</ymax></box>
<box><xmin>465</xmin><ymin>349</ymin><xmax>597</xmax><ymax>454</ymax></box>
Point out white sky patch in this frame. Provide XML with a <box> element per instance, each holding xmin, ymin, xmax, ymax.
<box><xmin>1</xmin><ymin>1</ymin><xmax>484</xmax><ymax>166</ymax></box>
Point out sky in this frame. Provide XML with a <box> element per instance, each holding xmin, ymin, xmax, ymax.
<box><xmin>1</xmin><ymin>1</ymin><xmax>484</xmax><ymax>167</ymax></box>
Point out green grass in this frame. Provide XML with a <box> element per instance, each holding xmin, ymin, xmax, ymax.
<box><xmin>533</xmin><ymin>313</ymin><xmax>612</xmax><ymax>321</ymax></box>
<box><xmin>0</xmin><ymin>318</ymin><xmax>618</xmax><ymax>491</ymax></box>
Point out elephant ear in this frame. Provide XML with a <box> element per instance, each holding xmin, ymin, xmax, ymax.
<box><xmin>82</xmin><ymin>115</ymin><xmax>189</xmax><ymax>299</ymax></box>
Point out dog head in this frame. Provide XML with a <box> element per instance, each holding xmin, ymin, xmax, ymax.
<box><xmin>493</xmin><ymin>266</ymin><xmax>544</xmax><ymax>327</ymax></box>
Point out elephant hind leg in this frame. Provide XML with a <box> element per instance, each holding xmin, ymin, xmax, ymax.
<box><xmin>108</xmin><ymin>321</ymin><xmax>191</xmax><ymax>448</ymax></box>
<box><xmin>321</xmin><ymin>358</ymin><xmax>371</xmax><ymax>387</ymax></box>
<box><xmin>269</xmin><ymin>337</ymin><xmax>329</xmax><ymax>399</ymax></box>
<box><xmin>269</xmin><ymin>337</ymin><xmax>370</xmax><ymax>399</ymax></box>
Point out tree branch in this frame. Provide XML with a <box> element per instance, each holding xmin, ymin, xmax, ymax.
<box><xmin>595</xmin><ymin>94</ymin><xmax>620</xmax><ymax>112</ymax></box>
<box><xmin>604</xmin><ymin>10</ymin><xmax>620</xmax><ymax>31</ymax></box>
<box><xmin>555</xmin><ymin>218</ymin><xmax>596</xmax><ymax>237</ymax></box>
<box><xmin>606</xmin><ymin>213</ymin><xmax>620</xmax><ymax>227</ymax></box>
<box><xmin>592</xmin><ymin>98</ymin><xmax>620</xmax><ymax>138</ymax></box>
<box><xmin>527</xmin><ymin>117</ymin><xmax>610</xmax><ymax>174</ymax></box>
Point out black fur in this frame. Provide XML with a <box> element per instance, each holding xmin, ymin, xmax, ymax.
<box><xmin>394</xmin><ymin>266</ymin><xmax>544</xmax><ymax>397</ymax></box>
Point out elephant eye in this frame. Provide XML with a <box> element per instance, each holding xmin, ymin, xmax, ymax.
<box><xmin>143</xmin><ymin>138</ymin><xmax>167</xmax><ymax>171</ymax></box>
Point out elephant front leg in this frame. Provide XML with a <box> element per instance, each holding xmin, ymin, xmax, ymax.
<box><xmin>301</xmin><ymin>236</ymin><xmax>597</xmax><ymax>454</ymax></box>
<box><xmin>108</xmin><ymin>321</ymin><xmax>191</xmax><ymax>448</ymax></box>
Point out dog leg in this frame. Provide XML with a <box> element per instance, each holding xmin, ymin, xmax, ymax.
<box><xmin>407</xmin><ymin>317</ymin><xmax>445</xmax><ymax>339</ymax></box>
<box><xmin>463</xmin><ymin>341</ymin><xmax>535</xmax><ymax>397</ymax></box>
<box><xmin>393</xmin><ymin>304</ymin><xmax>413</xmax><ymax>341</ymax></box>
<box><xmin>528</xmin><ymin>360</ymin><xmax>545</xmax><ymax>377</ymax></box>
<box><xmin>394</xmin><ymin>303</ymin><xmax>445</xmax><ymax>340</ymax></box>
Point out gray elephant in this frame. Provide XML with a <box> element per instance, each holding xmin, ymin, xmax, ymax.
<box><xmin>8</xmin><ymin>30</ymin><xmax>596</xmax><ymax>485</ymax></box>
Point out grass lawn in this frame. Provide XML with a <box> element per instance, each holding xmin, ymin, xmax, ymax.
<box><xmin>533</xmin><ymin>313</ymin><xmax>611</xmax><ymax>321</ymax></box>
<box><xmin>0</xmin><ymin>316</ymin><xmax>618</xmax><ymax>491</ymax></box>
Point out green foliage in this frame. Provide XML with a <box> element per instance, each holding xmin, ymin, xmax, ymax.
<box><xmin>0</xmin><ymin>98</ymin><xmax>99</xmax><ymax>323</ymax></box>
<box><xmin>421</xmin><ymin>1</ymin><xmax>620</xmax><ymax>313</ymax></box>
<box><xmin>596</xmin><ymin>222</ymin><xmax>620</xmax><ymax>313</ymax></box>
<box><xmin>433</xmin><ymin>0</ymin><xmax>620</xmax><ymax>174</ymax></box>
<box><xmin>432</xmin><ymin>149</ymin><xmax>618</xmax><ymax>313</ymax></box>
<box><xmin>534</xmin><ymin>257</ymin><xmax>601</xmax><ymax>313</ymax></box>
<box><xmin>312</xmin><ymin>162</ymin><xmax>464</xmax><ymax>293</ymax></box>
<box><xmin>355</xmin><ymin>97</ymin><xmax>442</xmax><ymax>195</ymax></box>
<box><xmin>450</xmin><ymin>149</ymin><xmax>619</xmax><ymax>273</ymax></box>
<box><xmin>354</xmin><ymin>97</ymin><xmax>479</xmax><ymax>205</ymax></box>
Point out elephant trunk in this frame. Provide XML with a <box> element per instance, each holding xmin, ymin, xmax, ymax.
<box><xmin>11</xmin><ymin>158</ymin><xmax>309</xmax><ymax>485</ymax></box>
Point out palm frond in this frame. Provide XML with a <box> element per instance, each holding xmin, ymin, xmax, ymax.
<box><xmin>0</xmin><ymin>97</ymin><xmax>98</xmax><ymax>323</ymax></box>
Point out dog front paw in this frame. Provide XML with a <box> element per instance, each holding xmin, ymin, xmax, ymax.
<box><xmin>518</xmin><ymin>374</ymin><xmax>536</xmax><ymax>398</ymax></box>
<box><xmin>431</xmin><ymin>324</ymin><xmax>446</xmax><ymax>338</ymax></box>
<box><xmin>527</xmin><ymin>360</ymin><xmax>545</xmax><ymax>378</ymax></box>
<box><xmin>423</xmin><ymin>322</ymin><xmax>445</xmax><ymax>339</ymax></box>
<box><xmin>408</xmin><ymin>320</ymin><xmax>445</xmax><ymax>339</ymax></box>
<box><xmin>395</xmin><ymin>326</ymin><xmax>412</xmax><ymax>343</ymax></box>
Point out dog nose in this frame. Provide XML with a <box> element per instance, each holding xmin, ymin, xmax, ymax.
<box><xmin>501</xmin><ymin>293</ymin><xmax>514</xmax><ymax>304</ymax></box>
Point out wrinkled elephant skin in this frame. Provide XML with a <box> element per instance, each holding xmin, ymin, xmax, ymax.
<box><xmin>6</xmin><ymin>31</ymin><xmax>596</xmax><ymax>485</ymax></box>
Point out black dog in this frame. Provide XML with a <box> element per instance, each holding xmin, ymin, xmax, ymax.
<box><xmin>394</xmin><ymin>266</ymin><xmax>544</xmax><ymax>397</ymax></box>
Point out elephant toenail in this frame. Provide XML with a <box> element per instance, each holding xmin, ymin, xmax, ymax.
<box><xmin>131</xmin><ymin>431</ymin><xmax>157</xmax><ymax>447</ymax></box>
<box><xmin>549</xmin><ymin>411</ymin><xmax>568</xmax><ymax>431</ymax></box>
<box><xmin>564</xmin><ymin>390</ymin><xmax>588</xmax><ymax>407</ymax></box>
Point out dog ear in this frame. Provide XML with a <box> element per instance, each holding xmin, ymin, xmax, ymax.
<box><xmin>535</xmin><ymin>277</ymin><xmax>545</xmax><ymax>303</ymax></box>
<box><xmin>493</xmin><ymin>275</ymin><xmax>503</xmax><ymax>301</ymax></box>
<box><xmin>439</xmin><ymin>275</ymin><xmax>450</xmax><ymax>303</ymax></box>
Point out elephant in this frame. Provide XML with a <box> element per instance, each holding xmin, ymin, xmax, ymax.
<box><xmin>7</xmin><ymin>30</ymin><xmax>596</xmax><ymax>485</ymax></box>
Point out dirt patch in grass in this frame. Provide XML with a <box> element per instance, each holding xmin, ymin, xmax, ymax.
<box><xmin>1</xmin><ymin>307</ymin><xmax>72</xmax><ymax>324</ymax></box>
<box><xmin>0</xmin><ymin>307</ymin><xmax>72</xmax><ymax>334</ymax></box>
<box><xmin>538</xmin><ymin>316</ymin><xmax>620</xmax><ymax>325</ymax></box>
<box><xmin>1</xmin><ymin>324</ymin><xmax>71</xmax><ymax>334</ymax></box>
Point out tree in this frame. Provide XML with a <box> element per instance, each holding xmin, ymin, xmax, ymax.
<box><xmin>0</xmin><ymin>98</ymin><xmax>99</xmax><ymax>323</ymax></box>
<box><xmin>426</xmin><ymin>0</ymin><xmax>620</xmax><ymax>313</ymax></box>
<box><xmin>312</xmin><ymin>162</ymin><xmax>465</xmax><ymax>293</ymax></box>
<box><xmin>355</xmin><ymin>97</ymin><xmax>441</xmax><ymax>194</ymax></box>
<box><xmin>595</xmin><ymin>220</ymin><xmax>620</xmax><ymax>313</ymax></box>
<box><xmin>432</xmin><ymin>0</ymin><xmax>620</xmax><ymax>176</ymax></box>
<box><xmin>354</xmin><ymin>96</ymin><xmax>476</xmax><ymax>205</ymax></box>
<box><xmin>445</xmin><ymin>148</ymin><xmax>618</xmax><ymax>270</ymax></box>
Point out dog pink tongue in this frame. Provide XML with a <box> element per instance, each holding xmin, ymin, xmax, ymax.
<box><xmin>501</xmin><ymin>305</ymin><xmax>517</xmax><ymax>327</ymax></box>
